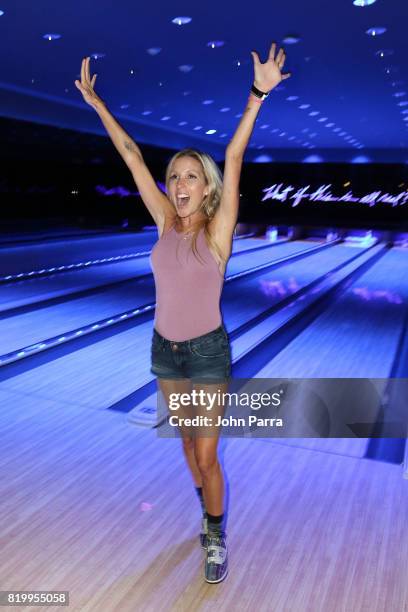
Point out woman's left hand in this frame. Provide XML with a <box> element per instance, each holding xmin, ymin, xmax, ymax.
<box><xmin>251</xmin><ymin>42</ymin><xmax>291</xmax><ymax>93</ymax></box>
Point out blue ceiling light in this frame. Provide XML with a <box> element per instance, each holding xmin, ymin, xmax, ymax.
<box><xmin>303</xmin><ymin>155</ymin><xmax>324</xmax><ymax>163</ymax></box>
<box><xmin>172</xmin><ymin>16</ymin><xmax>192</xmax><ymax>25</ymax></box>
<box><xmin>120</xmin><ymin>104</ymin><xmax>130</xmax><ymax>110</ymax></box>
<box><xmin>178</xmin><ymin>121</ymin><xmax>187</xmax><ymax>126</ymax></box>
<box><xmin>147</xmin><ymin>47</ymin><xmax>162</xmax><ymax>56</ymax></box>
<box><xmin>286</xmin><ymin>95</ymin><xmax>299</xmax><ymax>101</ymax></box>
<box><xmin>202</xmin><ymin>99</ymin><xmax>214</xmax><ymax>105</ymax></box>
<box><xmin>207</xmin><ymin>41</ymin><xmax>225</xmax><ymax>49</ymax></box>
<box><xmin>193</xmin><ymin>126</ymin><xmax>203</xmax><ymax>130</ymax></box>
<box><xmin>254</xmin><ymin>154</ymin><xmax>274</xmax><ymax>162</ymax></box>
<box><xmin>219</xmin><ymin>133</ymin><xmax>227</xmax><ymax>138</ymax></box>
<box><xmin>160</xmin><ymin>116</ymin><xmax>171</xmax><ymax>121</ymax></box>
<box><xmin>366</xmin><ymin>27</ymin><xmax>387</xmax><ymax>37</ymax></box>
<box><xmin>401</xmin><ymin>109</ymin><xmax>408</xmax><ymax>114</ymax></box>
<box><xmin>318</xmin><ymin>117</ymin><xmax>328</xmax><ymax>122</ymax></box>
<box><xmin>91</xmin><ymin>53</ymin><xmax>106</xmax><ymax>59</ymax></box>
<box><xmin>260</xmin><ymin>124</ymin><xmax>270</xmax><ymax>129</ymax></box>
<box><xmin>299</xmin><ymin>104</ymin><xmax>311</xmax><ymax>109</ymax></box>
<box><xmin>398</xmin><ymin>101</ymin><xmax>408</xmax><ymax>106</ymax></box>
<box><xmin>0</xmin><ymin>10</ymin><xmax>5</xmax><ymax>15</ymax></box>
<box><xmin>142</xmin><ymin>110</ymin><xmax>152</xmax><ymax>115</ymax></box>
<box><xmin>393</xmin><ymin>92</ymin><xmax>406</xmax><ymax>97</ymax></box>
<box><xmin>235</xmin><ymin>113</ymin><xmax>243</xmax><ymax>118</ymax></box>
<box><xmin>309</xmin><ymin>111</ymin><xmax>320</xmax><ymax>116</ymax></box>
<box><xmin>351</xmin><ymin>155</ymin><xmax>371</xmax><ymax>163</ymax></box>
<box><xmin>220</xmin><ymin>107</ymin><xmax>230</xmax><ymax>112</ymax></box>
<box><xmin>282</xmin><ymin>35</ymin><xmax>301</xmax><ymax>45</ymax></box>
<box><xmin>326</xmin><ymin>122</ymin><xmax>335</xmax><ymax>127</ymax></box>
<box><xmin>206</xmin><ymin>129</ymin><xmax>217</xmax><ymax>134</ymax></box>
<box><xmin>353</xmin><ymin>0</ymin><xmax>376</xmax><ymax>5</ymax></box>
<box><xmin>375</xmin><ymin>49</ymin><xmax>394</xmax><ymax>58</ymax></box>
<box><xmin>183</xmin><ymin>91</ymin><xmax>192</xmax><ymax>96</ymax></box>
<box><xmin>179</xmin><ymin>65</ymin><xmax>194</xmax><ymax>73</ymax></box>
<box><xmin>257</xmin><ymin>145</ymin><xmax>265</xmax><ymax>149</ymax></box>
<box><xmin>43</xmin><ymin>33</ymin><xmax>61</xmax><ymax>41</ymax></box>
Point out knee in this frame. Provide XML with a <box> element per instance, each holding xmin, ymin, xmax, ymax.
<box><xmin>195</xmin><ymin>452</ymin><xmax>218</xmax><ymax>476</ymax></box>
<box><xmin>181</xmin><ymin>436</ymin><xmax>195</xmax><ymax>453</ymax></box>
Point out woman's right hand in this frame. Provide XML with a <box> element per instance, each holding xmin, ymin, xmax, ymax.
<box><xmin>74</xmin><ymin>57</ymin><xmax>105</xmax><ymax>110</ymax></box>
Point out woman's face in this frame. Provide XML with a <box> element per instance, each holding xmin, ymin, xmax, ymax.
<box><xmin>167</xmin><ymin>156</ymin><xmax>208</xmax><ymax>218</ymax></box>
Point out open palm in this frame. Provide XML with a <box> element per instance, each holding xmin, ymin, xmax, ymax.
<box><xmin>74</xmin><ymin>57</ymin><xmax>104</xmax><ymax>109</ymax></box>
<box><xmin>251</xmin><ymin>42</ymin><xmax>291</xmax><ymax>93</ymax></box>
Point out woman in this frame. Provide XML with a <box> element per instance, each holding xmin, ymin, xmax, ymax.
<box><xmin>75</xmin><ymin>43</ymin><xmax>290</xmax><ymax>584</ymax></box>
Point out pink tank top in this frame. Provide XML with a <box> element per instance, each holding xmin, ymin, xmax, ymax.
<box><xmin>150</xmin><ymin>225</ymin><xmax>224</xmax><ymax>341</ymax></box>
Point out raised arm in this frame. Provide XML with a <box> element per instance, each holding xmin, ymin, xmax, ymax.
<box><xmin>211</xmin><ymin>43</ymin><xmax>291</xmax><ymax>246</ymax></box>
<box><xmin>75</xmin><ymin>57</ymin><xmax>174</xmax><ymax>230</ymax></box>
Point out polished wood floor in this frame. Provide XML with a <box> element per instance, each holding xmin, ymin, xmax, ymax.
<box><xmin>1</xmin><ymin>388</ymin><xmax>407</xmax><ymax>612</ymax></box>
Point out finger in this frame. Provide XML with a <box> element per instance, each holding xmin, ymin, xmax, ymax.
<box><xmin>268</xmin><ymin>42</ymin><xmax>276</xmax><ymax>61</ymax></box>
<box><xmin>91</xmin><ymin>74</ymin><xmax>97</xmax><ymax>87</ymax></box>
<box><xmin>276</xmin><ymin>48</ymin><xmax>285</xmax><ymax>65</ymax></box>
<box><xmin>278</xmin><ymin>54</ymin><xmax>286</xmax><ymax>70</ymax></box>
<box><xmin>251</xmin><ymin>50</ymin><xmax>261</xmax><ymax>65</ymax></box>
<box><xmin>281</xmin><ymin>72</ymin><xmax>291</xmax><ymax>80</ymax></box>
<box><xmin>86</xmin><ymin>56</ymin><xmax>91</xmax><ymax>82</ymax></box>
<box><xmin>80</xmin><ymin>58</ymin><xmax>86</xmax><ymax>83</ymax></box>
<box><xmin>74</xmin><ymin>79</ymin><xmax>83</xmax><ymax>92</ymax></box>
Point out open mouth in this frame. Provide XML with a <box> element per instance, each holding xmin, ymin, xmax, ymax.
<box><xmin>176</xmin><ymin>194</ymin><xmax>190</xmax><ymax>207</ymax></box>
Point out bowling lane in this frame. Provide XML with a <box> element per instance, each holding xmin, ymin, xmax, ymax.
<box><xmin>250</xmin><ymin>247</ymin><xmax>408</xmax><ymax>459</ymax></box>
<box><xmin>0</xmin><ymin>231</ymin><xmax>157</xmax><ymax>276</ymax></box>
<box><xmin>0</xmin><ymin>240</ymin><xmax>325</xmax><ymax>354</ymax></box>
<box><xmin>0</xmin><ymin>243</ymin><xmax>373</xmax><ymax>409</ymax></box>
<box><xmin>0</xmin><ymin>234</ymin><xmax>289</xmax><ymax>312</ymax></box>
<box><xmin>256</xmin><ymin>247</ymin><xmax>408</xmax><ymax>378</ymax></box>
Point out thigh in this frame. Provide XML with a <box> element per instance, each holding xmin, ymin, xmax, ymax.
<box><xmin>156</xmin><ymin>378</ymin><xmax>195</xmax><ymax>440</ymax></box>
<box><xmin>191</xmin><ymin>381</ymin><xmax>229</xmax><ymax>440</ymax></box>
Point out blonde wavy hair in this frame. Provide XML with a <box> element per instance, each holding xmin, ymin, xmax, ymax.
<box><xmin>165</xmin><ymin>148</ymin><xmax>224</xmax><ymax>264</ymax></box>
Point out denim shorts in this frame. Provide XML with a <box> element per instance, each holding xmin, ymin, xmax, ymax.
<box><xmin>151</xmin><ymin>325</ymin><xmax>231</xmax><ymax>382</ymax></box>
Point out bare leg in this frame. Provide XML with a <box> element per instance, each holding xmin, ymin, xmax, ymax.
<box><xmin>156</xmin><ymin>378</ymin><xmax>202</xmax><ymax>487</ymax></box>
<box><xmin>192</xmin><ymin>381</ymin><xmax>228</xmax><ymax>515</ymax></box>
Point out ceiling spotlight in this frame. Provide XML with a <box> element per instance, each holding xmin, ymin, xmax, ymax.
<box><xmin>309</xmin><ymin>111</ymin><xmax>320</xmax><ymax>116</ymax></box>
<box><xmin>207</xmin><ymin>41</ymin><xmax>224</xmax><ymax>48</ymax></box>
<box><xmin>375</xmin><ymin>49</ymin><xmax>394</xmax><ymax>58</ymax></box>
<box><xmin>43</xmin><ymin>33</ymin><xmax>61</xmax><ymax>41</ymax></box>
<box><xmin>91</xmin><ymin>53</ymin><xmax>106</xmax><ymax>59</ymax></box>
<box><xmin>282</xmin><ymin>35</ymin><xmax>301</xmax><ymax>44</ymax></box>
<box><xmin>178</xmin><ymin>65</ymin><xmax>194</xmax><ymax>73</ymax></box>
<box><xmin>161</xmin><ymin>116</ymin><xmax>171</xmax><ymax>121</ymax></box>
<box><xmin>398</xmin><ymin>101</ymin><xmax>408</xmax><ymax>106</ymax></box>
<box><xmin>220</xmin><ymin>107</ymin><xmax>230</xmax><ymax>112</ymax></box>
<box><xmin>299</xmin><ymin>104</ymin><xmax>311</xmax><ymax>109</ymax></box>
<box><xmin>142</xmin><ymin>110</ymin><xmax>152</xmax><ymax>115</ymax></box>
<box><xmin>0</xmin><ymin>10</ymin><xmax>4</xmax><ymax>16</ymax></box>
<box><xmin>172</xmin><ymin>16</ymin><xmax>192</xmax><ymax>25</ymax></box>
<box><xmin>193</xmin><ymin>126</ymin><xmax>203</xmax><ymax>130</ymax></box>
<box><xmin>318</xmin><ymin>117</ymin><xmax>328</xmax><ymax>122</ymax></box>
<box><xmin>394</xmin><ymin>92</ymin><xmax>406</xmax><ymax>98</ymax></box>
<box><xmin>353</xmin><ymin>0</ymin><xmax>376</xmax><ymax>5</ymax></box>
<box><xmin>147</xmin><ymin>47</ymin><xmax>162</xmax><ymax>56</ymax></box>
<box><xmin>206</xmin><ymin>129</ymin><xmax>217</xmax><ymax>134</ymax></box>
<box><xmin>120</xmin><ymin>104</ymin><xmax>130</xmax><ymax>110</ymax></box>
<box><xmin>366</xmin><ymin>27</ymin><xmax>387</xmax><ymax>36</ymax></box>
<box><xmin>202</xmin><ymin>99</ymin><xmax>214</xmax><ymax>105</ymax></box>
<box><xmin>178</xmin><ymin>121</ymin><xmax>187</xmax><ymax>126</ymax></box>
<box><xmin>286</xmin><ymin>96</ymin><xmax>299</xmax><ymax>101</ymax></box>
